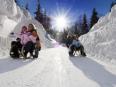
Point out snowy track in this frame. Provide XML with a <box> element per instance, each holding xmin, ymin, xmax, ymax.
<box><xmin>0</xmin><ymin>46</ymin><xmax>116</xmax><ymax>87</ymax></box>
<box><xmin>1</xmin><ymin>0</ymin><xmax>116</xmax><ymax>87</ymax></box>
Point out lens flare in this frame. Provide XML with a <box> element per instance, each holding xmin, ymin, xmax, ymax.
<box><xmin>54</xmin><ymin>15</ymin><xmax>68</xmax><ymax>30</ymax></box>
<box><xmin>51</xmin><ymin>8</ymin><xmax>73</xmax><ymax>32</ymax></box>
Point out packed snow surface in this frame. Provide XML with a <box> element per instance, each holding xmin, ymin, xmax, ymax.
<box><xmin>0</xmin><ymin>46</ymin><xmax>116</xmax><ymax>87</ymax></box>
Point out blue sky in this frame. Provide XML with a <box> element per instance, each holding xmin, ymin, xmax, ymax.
<box><xmin>18</xmin><ymin>0</ymin><xmax>115</xmax><ymax>19</ymax></box>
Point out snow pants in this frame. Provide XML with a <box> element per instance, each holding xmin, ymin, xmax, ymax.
<box><xmin>24</xmin><ymin>41</ymin><xmax>40</xmax><ymax>58</ymax></box>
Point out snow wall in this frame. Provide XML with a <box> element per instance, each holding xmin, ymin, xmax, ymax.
<box><xmin>0</xmin><ymin>0</ymin><xmax>52</xmax><ymax>56</ymax></box>
<box><xmin>80</xmin><ymin>5</ymin><xmax>116</xmax><ymax>64</ymax></box>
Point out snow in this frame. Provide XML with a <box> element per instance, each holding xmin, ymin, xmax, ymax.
<box><xmin>0</xmin><ymin>0</ymin><xmax>52</xmax><ymax>57</ymax></box>
<box><xmin>0</xmin><ymin>0</ymin><xmax>32</xmax><ymax>56</ymax></box>
<box><xmin>0</xmin><ymin>0</ymin><xmax>17</xmax><ymax>17</ymax></box>
<box><xmin>80</xmin><ymin>5</ymin><xmax>116</xmax><ymax>65</ymax></box>
<box><xmin>0</xmin><ymin>0</ymin><xmax>29</xmax><ymax>57</ymax></box>
<box><xmin>0</xmin><ymin>0</ymin><xmax>31</xmax><ymax>37</ymax></box>
<box><xmin>0</xmin><ymin>47</ymin><xmax>116</xmax><ymax>87</ymax></box>
<box><xmin>0</xmin><ymin>0</ymin><xmax>116</xmax><ymax>87</ymax></box>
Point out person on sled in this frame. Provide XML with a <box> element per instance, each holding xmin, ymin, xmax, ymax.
<box><xmin>19</xmin><ymin>26</ymin><xmax>32</xmax><ymax>58</ymax></box>
<box><xmin>69</xmin><ymin>35</ymin><xmax>86</xmax><ymax>57</ymax></box>
<box><xmin>22</xmin><ymin>24</ymin><xmax>41</xmax><ymax>58</ymax></box>
<box><xmin>10</xmin><ymin>26</ymin><xmax>28</xmax><ymax>58</ymax></box>
<box><xmin>10</xmin><ymin>24</ymin><xmax>41</xmax><ymax>59</ymax></box>
<box><xmin>66</xmin><ymin>35</ymin><xmax>73</xmax><ymax>48</ymax></box>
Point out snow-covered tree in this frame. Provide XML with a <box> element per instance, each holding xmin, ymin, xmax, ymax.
<box><xmin>35</xmin><ymin>0</ymin><xmax>43</xmax><ymax>24</ymax></box>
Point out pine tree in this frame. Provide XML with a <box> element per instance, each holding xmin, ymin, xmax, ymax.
<box><xmin>26</xmin><ymin>3</ymin><xmax>29</xmax><ymax>10</ymax></box>
<box><xmin>14</xmin><ymin>0</ymin><xmax>20</xmax><ymax>6</ymax></box>
<box><xmin>90</xmin><ymin>8</ymin><xmax>99</xmax><ymax>28</ymax></box>
<box><xmin>75</xmin><ymin>15</ymin><xmax>83</xmax><ymax>36</ymax></box>
<box><xmin>73</xmin><ymin>22</ymin><xmax>80</xmax><ymax>36</ymax></box>
<box><xmin>43</xmin><ymin>10</ymin><xmax>51</xmax><ymax>30</ymax></box>
<box><xmin>35</xmin><ymin>0</ymin><xmax>51</xmax><ymax>30</ymax></box>
<box><xmin>110</xmin><ymin>1</ymin><xmax>116</xmax><ymax>11</ymax></box>
<box><xmin>60</xmin><ymin>29</ymin><xmax>68</xmax><ymax>43</ymax></box>
<box><xmin>81</xmin><ymin>14</ymin><xmax>88</xmax><ymax>34</ymax></box>
<box><xmin>35</xmin><ymin>0</ymin><xmax>43</xmax><ymax>24</ymax></box>
<box><xmin>14</xmin><ymin>0</ymin><xmax>17</xmax><ymax>3</ymax></box>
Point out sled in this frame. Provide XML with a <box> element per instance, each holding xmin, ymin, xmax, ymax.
<box><xmin>69</xmin><ymin>49</ymin><xmax>86</xmax><ymax>57</ymax></box>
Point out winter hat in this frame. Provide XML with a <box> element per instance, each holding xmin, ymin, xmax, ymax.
<box><xmin>21</xmin><ymin>26</ymin><xmax>27</xmax><ymax>33</ymax></box>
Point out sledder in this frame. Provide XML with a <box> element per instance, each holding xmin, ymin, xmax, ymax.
<box><xmin>23</xmin><ymin>29</ymin><xmax>41</xmax><ymax>58</ymax></box>
<box><xmin>69</xmin><ymin>35</ymin><xmax>86</xmax><ymax>57</ymax></box>
<box><xmin>10</xmin><ymin>24</ymin><xmax>41</xmax><ymax>59</ymax></box>
<box><xmin>10</xmin><ymin>26</ymin><xmax>28</xmax><ymax>59</ymax></box>
<box><xmin>24</xmin><ymin>24</ymin><xmax>41</xmax><ymax>58</ymax></box>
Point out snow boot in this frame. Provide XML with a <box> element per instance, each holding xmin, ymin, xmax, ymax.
<box><xmin>10</xmin><ymin>41</ymin><xmax>20</xmax><ymax>58</ymax></box>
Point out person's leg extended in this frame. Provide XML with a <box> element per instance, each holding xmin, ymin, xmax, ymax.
<box><xmin>33</xmin><ymin>48</ymin><xmax>39</xmax><ymax>58</ymax></box>
<box><xmin>80</xmin><ymin>45</ymin><xmax>86</xmax><ymax>56</ymax></box>
<box><xmin>69</xmin><ymin>45</ymin><xmax>75</xmax><ymax>56</ymax></box>
<box><xmin>24</xmin><ymin>41</ymin><xmax>35</xmax><ymax>58</ymax></box>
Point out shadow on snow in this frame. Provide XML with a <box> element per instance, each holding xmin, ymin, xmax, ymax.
<box><xmin>0</xmin><ymin>57</ymin><xmax>33</xmax><ymax>73</ymax></box>
<box><xmin>70</xmin><ymin>57</ymin><xmax>116</xmax><ymax>87</ymax></box>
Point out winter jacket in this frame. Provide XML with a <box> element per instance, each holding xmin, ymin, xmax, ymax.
<box><xmin>29</xmin><ymin>35</ymin><xmax>37</xmax><ymax>44</ymax></box>
<box><xmin>20</xmin><ymin>32</ymin><xmax>30</xmax><ymax>45</ymax></box>
<box><xmin>29</xmin><ymin>35</ymin><xmax>41</xmax><ymax>49</ymax></box>
<box><xmin>70</xmin><ymin>39</ymin><xmax>82</xmax><ymax>48</ymax></box>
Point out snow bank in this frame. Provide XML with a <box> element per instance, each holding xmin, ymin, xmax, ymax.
<box><xmin>80</xmin><ymin>5</ymin><xmax>116</xmax><ymax>64</ymax></box>
<box><xmin>0</xmin><ymin>0</ymin><xmax>32</xmax><ymax>57</ymax></box>
<box><xmin>12</xmin><ymin>19</ymin><xmax>52</xmax><ymax>48</ymax></box>
<box><xmin>0</xmin><ymin>0</ymin><xmax>31</xmax><ymax>37</ymax></box>
<box><xmin>0</xmin><ymin>0</ymin><xmax>52</xmax><ymax>56</ymax></box>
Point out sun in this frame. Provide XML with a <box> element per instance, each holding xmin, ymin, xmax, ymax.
<box><xmin>54</xmin><ymin>15</ymin><xmax>68</xmax><ymax>31</ymax></box>
<box><xmin>51</xmin><ymin>8</ymin><xmax>72</xmax><ymax>32</ymax></box>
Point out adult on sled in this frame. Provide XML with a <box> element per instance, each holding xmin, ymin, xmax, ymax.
<box><xmin>69</xmin><ymin>35</ymin><xmax>86</xmax><ymax>57</ymax></box>
<box><xmin>23</xmin><ymin>24</ymin><xmax>41</xmax><ymax>58</ymax></box>
<box><xmin>29</xmin><ymin>30</ymin><xmax>41</xmax><ymax>58</ymax></box>
<box><xmin>66</xmin><ymin>35</ymin><xmax>73</xmax><ymax>48</ymax></box>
